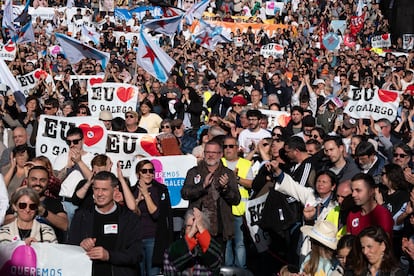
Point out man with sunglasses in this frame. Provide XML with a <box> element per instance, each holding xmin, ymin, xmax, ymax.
<box><xmin>171</xmin><ymin>119</ymin><xmax>197</xmax><ymax>154</ymax></box>
<box><xmin>52</xmin><ymin>127</ymin><xmax>94</xmax><ymax>226</ymax></box>
<box><xmin>124</xmin><ymin>110</ymin><xmax>147</xmax><ymax>133</ymax></box>
<box><xmin>221</xmin><ymin>136</ymin><xmax>253</xmax><ymax>269</ymax></box>
<box><xmin>43</xmin><ymin>98</ymin><xmax>59</xmax><ymax>116</ymax></box>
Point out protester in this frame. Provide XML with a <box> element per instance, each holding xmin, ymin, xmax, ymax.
<box><xmin>0</xmin><ymin>187</ymin><xmax>57</xmax><ymax>245</ymax></box>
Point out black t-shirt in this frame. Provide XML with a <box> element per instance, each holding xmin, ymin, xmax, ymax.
<box><xmin>92</xmin><ymin>208</ymin><xmax>119</xmax><ymax>276</ymax></box>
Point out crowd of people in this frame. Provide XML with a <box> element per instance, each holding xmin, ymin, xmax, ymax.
<box><xmin>1</xmin><ymin>0</ymin><xmax>414</xmax><ymax>275</ymax></box>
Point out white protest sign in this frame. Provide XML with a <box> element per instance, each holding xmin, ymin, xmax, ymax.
<box><xmin>344</xmin><ymin>86</ymin><xmax>400</xmax><ymax>122</ymax></box>
<box><xmin>36</xmin><ymin>115</ymin><xmax>107</xmax><ymax>161</ymax></box>
<box><xmin>16</xmin><ymin>69</ymin><xmax>52</xmax><ymax>97</ymax></box>
<box><xmin>259</xmin><ymin>109</ymin><xmax>291</xmax><ymax>129</ymax></box>
<box><xmin>265</xmin><ymin>1</ymin><xmax>284</xmax><ymax>16</ymax></box>
<box><xmin>70</xmin><ymin>74</ymin><xmax>104</xmax><ymax>92</ymax></box>
<box><xmin>128</xmin><ymin>155</ymin><xmax>197</xmax><ymax>208</ymax></box>
<box><xmin>260</xmin><ymin>43</ymin><xmax>284</xmax><ymax>58</ymax></box>
<box><xmin>245</xmin><ymin>193</ymin><xmax>271</xmax><ymax>253</ymax></box>
<box><xmin>0</xmin><ymin>41</ymin><xmax>16</xmax><ymax>61</ymax></box>
<box><xmin>403</xmin><ymin>34</ymin><xmax>414</xmax><ymax>50</ymax></box>
<box><xmin>371</xmin><ymin>33</ymin><xmax>391</xmax><ymax>48</ymax></box>
<box><xmin>105</xmin><ymin>131</ymin><xmax>160</xmax><ymax>176</ymax></box>
<box><xmin>0</xmin><ymin>242</ymin><xmax>91</xmax><ymax>276</ymax></box>
<box><xmin>88</xmin><ymin>82</ymin><xmax>139</xmax><ymax>118</ymax></box>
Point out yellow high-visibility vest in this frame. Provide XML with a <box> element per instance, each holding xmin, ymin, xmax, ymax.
<box><xmin>221</xmin><ymin>157</ymin><xmax>252</xmax><ymax>216</ymax></box>
<box><xmin>326</xmin><ymin>205</ymin><xmax>347</xmax><ymax>239</ymax></box>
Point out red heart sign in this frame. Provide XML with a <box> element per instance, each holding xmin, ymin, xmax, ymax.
<box><xmin>89</xmin><ymin>78</ymin><xmax>103</xmax><ymax>86</ymax></box>
<box><xmin>140</xmin><ymin>135</ymin><xmax>161</xmax><ymax>156</ymax></box>
<box><xmin>4</xmin><ymin>44</ymin><xmax>15</xmax><ymax>52</ymax></box>
<box><xmin>278</xmin><ymin>114</ymin><xmax>291</xmax><ymax>127</ymax></box>
<box><xmin>117</xmin><ymin>87</ymin><xmax>135</xmax><ymax>103</ymax></box>
<box><xmin>382</xmin><ymin>34</ymin><xmax>389</xmax><ymax>40</ymax></box>
<box><xmin>378</xmin><ymin>89</ymin><xmax>398</xmax><ymax>103</ymax></box>
<box><xmin>78</xmin><ymin>124</ymin><xmax>104</xmax><ymax>147</ymax></box>
<box><xmin>34</xmin><ymin>70</ymin><xmax>48</xmax><ymax>79</ymax></box>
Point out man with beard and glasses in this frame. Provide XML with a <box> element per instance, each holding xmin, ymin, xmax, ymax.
<box><xmin>3</xmin><ymin>166</ymin><xmax>68</xmax><ymax>242</ymax></box>
<box><xmin>181</xmin><ymin>140</ymin><xmax>240</xmax><ymax>249</ymax></box>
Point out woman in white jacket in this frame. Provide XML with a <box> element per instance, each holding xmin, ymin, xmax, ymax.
<box><xmin>0</xmin><ymin>188</ymin><xmax>57</xmax><ymax>245</ymax></box>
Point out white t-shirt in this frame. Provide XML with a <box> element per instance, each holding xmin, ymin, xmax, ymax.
<box><xmin>238</xmin><ymin>128</ymin><xmax>271</xmax><ymax>155</ymax></box>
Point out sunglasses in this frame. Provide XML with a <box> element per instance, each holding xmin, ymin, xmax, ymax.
<box><xmin>78</xmin><ymin>111</ymin><xmax>87</xmax><ymax>115</ymax></box>
<box><xmin>126</xmin><ymin>114</ymin><xmax>135</xmax><ymax>119</ymax></box>
<box><xmin>44</xmin><ymin>106</ymin><xmax>54</xmax><ymax>110</ymax></box>
<box><xmin>161</xmin><ymin>125</ymin><xmax>170</xmax><ymax>129</ymax></box>
<box><xmin>311</xmin><ymin>135</ymin><xmax>319</xmax><ymax>139</ymax></box>
<box><xmin>140</xmin><ymin>168</ymin><xmax>155</xmax><ymax>174</ymax></box>
<box><xmin>232</xmin><ymin>104</ymin><xmax>241</xmax><ymax>107</ymax></box>
<box><xmin>172</xmin><ymin>125</ymin><xmax>181</xmax><ymax>131</ymax></box>
<box><xmin>65</xmin><ymin>138</ymin><xmax>82</xmax><ymax>146</ymax></box>
<box><xmin>272</xmin><ymin>133</ymin><xmax>282</xmax><ymax>137</ymax></box>
<box><xmin>262</xmin><ymin>143</ymin><xmax>270</xmax><ymax>147</ymax></box>
<box><xmin>18</xmin><ymin>202</ymin><xmax>38</xmax><ymax>210</ymax></box>
<box><xmin>393</xmin><ymin>153</ymin><xmax>408</xmax><ymax>158</ymax></box>
<box><xmin>223</xmin><ymin>144</ymin><xmax>237</xmax><ymax>149</ymax></box>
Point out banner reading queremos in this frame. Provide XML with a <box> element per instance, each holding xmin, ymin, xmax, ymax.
<box><xmin>343</xmin><ymin>86</ymin><xmax>401</xmax><ymax>122</ymax></box>
<box><xmin>0</xmin><ymin>242</ymin><xmax>91</xmax><ymax>276</ymax></box>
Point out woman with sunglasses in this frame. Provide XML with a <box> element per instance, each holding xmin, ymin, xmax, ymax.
<box><xmin>0</xmin><ymin>187</ymin><xmax>57</xmax><ymax>245</ymax></box>
<box><xmin>119</xmin><ymin>160</ymin><xmax>173</xmax><ymax>276</ymax></box>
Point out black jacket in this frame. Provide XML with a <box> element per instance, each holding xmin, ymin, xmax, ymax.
<box><xmin>68</xmin><ymin>204</ymin><xmax>142</xmax><ymax>276</ymax></box>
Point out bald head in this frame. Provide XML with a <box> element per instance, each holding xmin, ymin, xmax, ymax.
<box><xmin>13</xmin><ymin>127</ymin><xmax>28</xmax><ymax>146</ymax></box>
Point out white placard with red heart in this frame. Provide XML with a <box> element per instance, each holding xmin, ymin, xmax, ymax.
<box><xmin>88</xmin><ymin>82</ymin><xmax>139</xmax><ymax>118</ymax></box>
<box><xmin>69</xmin><ymin>75</ymin><xmax>104</xmax><ymax>93</ymax></box>
<box><xmin>105</xmin><ymin>131</ymin><xmax>161</xmax><ymax>177</ymax></box>
<box><xmin>36</xmin><ymin>115</ymin><xmax>107</xmax><ymax>162</ymax></box>
<box><xmin>344</xmin><ymin>86</ymin><xmax>400</xmax><ymax>122</ymax></box>
<box><xmin>16</xmin><ymin>69</ymin><xmax>53</xmax><ymax>97</ymax></box>
<box><xmin>0</xmin><ymin>40</ymin><xmax>16</xmax><ymax>61</ymax></box>
<box><xmin>371</xmin><ymin>33</ymin><xmax>391</xmax><ymax>48</ymax></box>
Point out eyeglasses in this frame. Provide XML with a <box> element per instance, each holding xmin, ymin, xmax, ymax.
<box><xmin>65</xmin><ymin>138</ymin><xmax>82</xmax><ymax>146</ymax></box>
<box><xmin>126</xmin><ymin>114</ymin><xmax>135</xmax><ymax>119</ymax></box>
<box><xmin>393</xmin><ymin>153</ymin><xmax>408</xmax><ymax>158</ymax></box>
<box><xmin>18</xmin><ymin>202</ymin><xmax>38</xmax><ymax>210</ymax></box>
<box><xmin>140</xmin><ymin>168</ymin><xmax>155</xmax><ymax>174</ymax></box>
<box><xmin>223</xmin><ymin>144</ymin><xmax>237</xmax><ymax>149</ymax></box>
<box><xmin>161</xmin><ymin>125</ymin><xmax>170</xmax><ymax>129</ymax></box>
